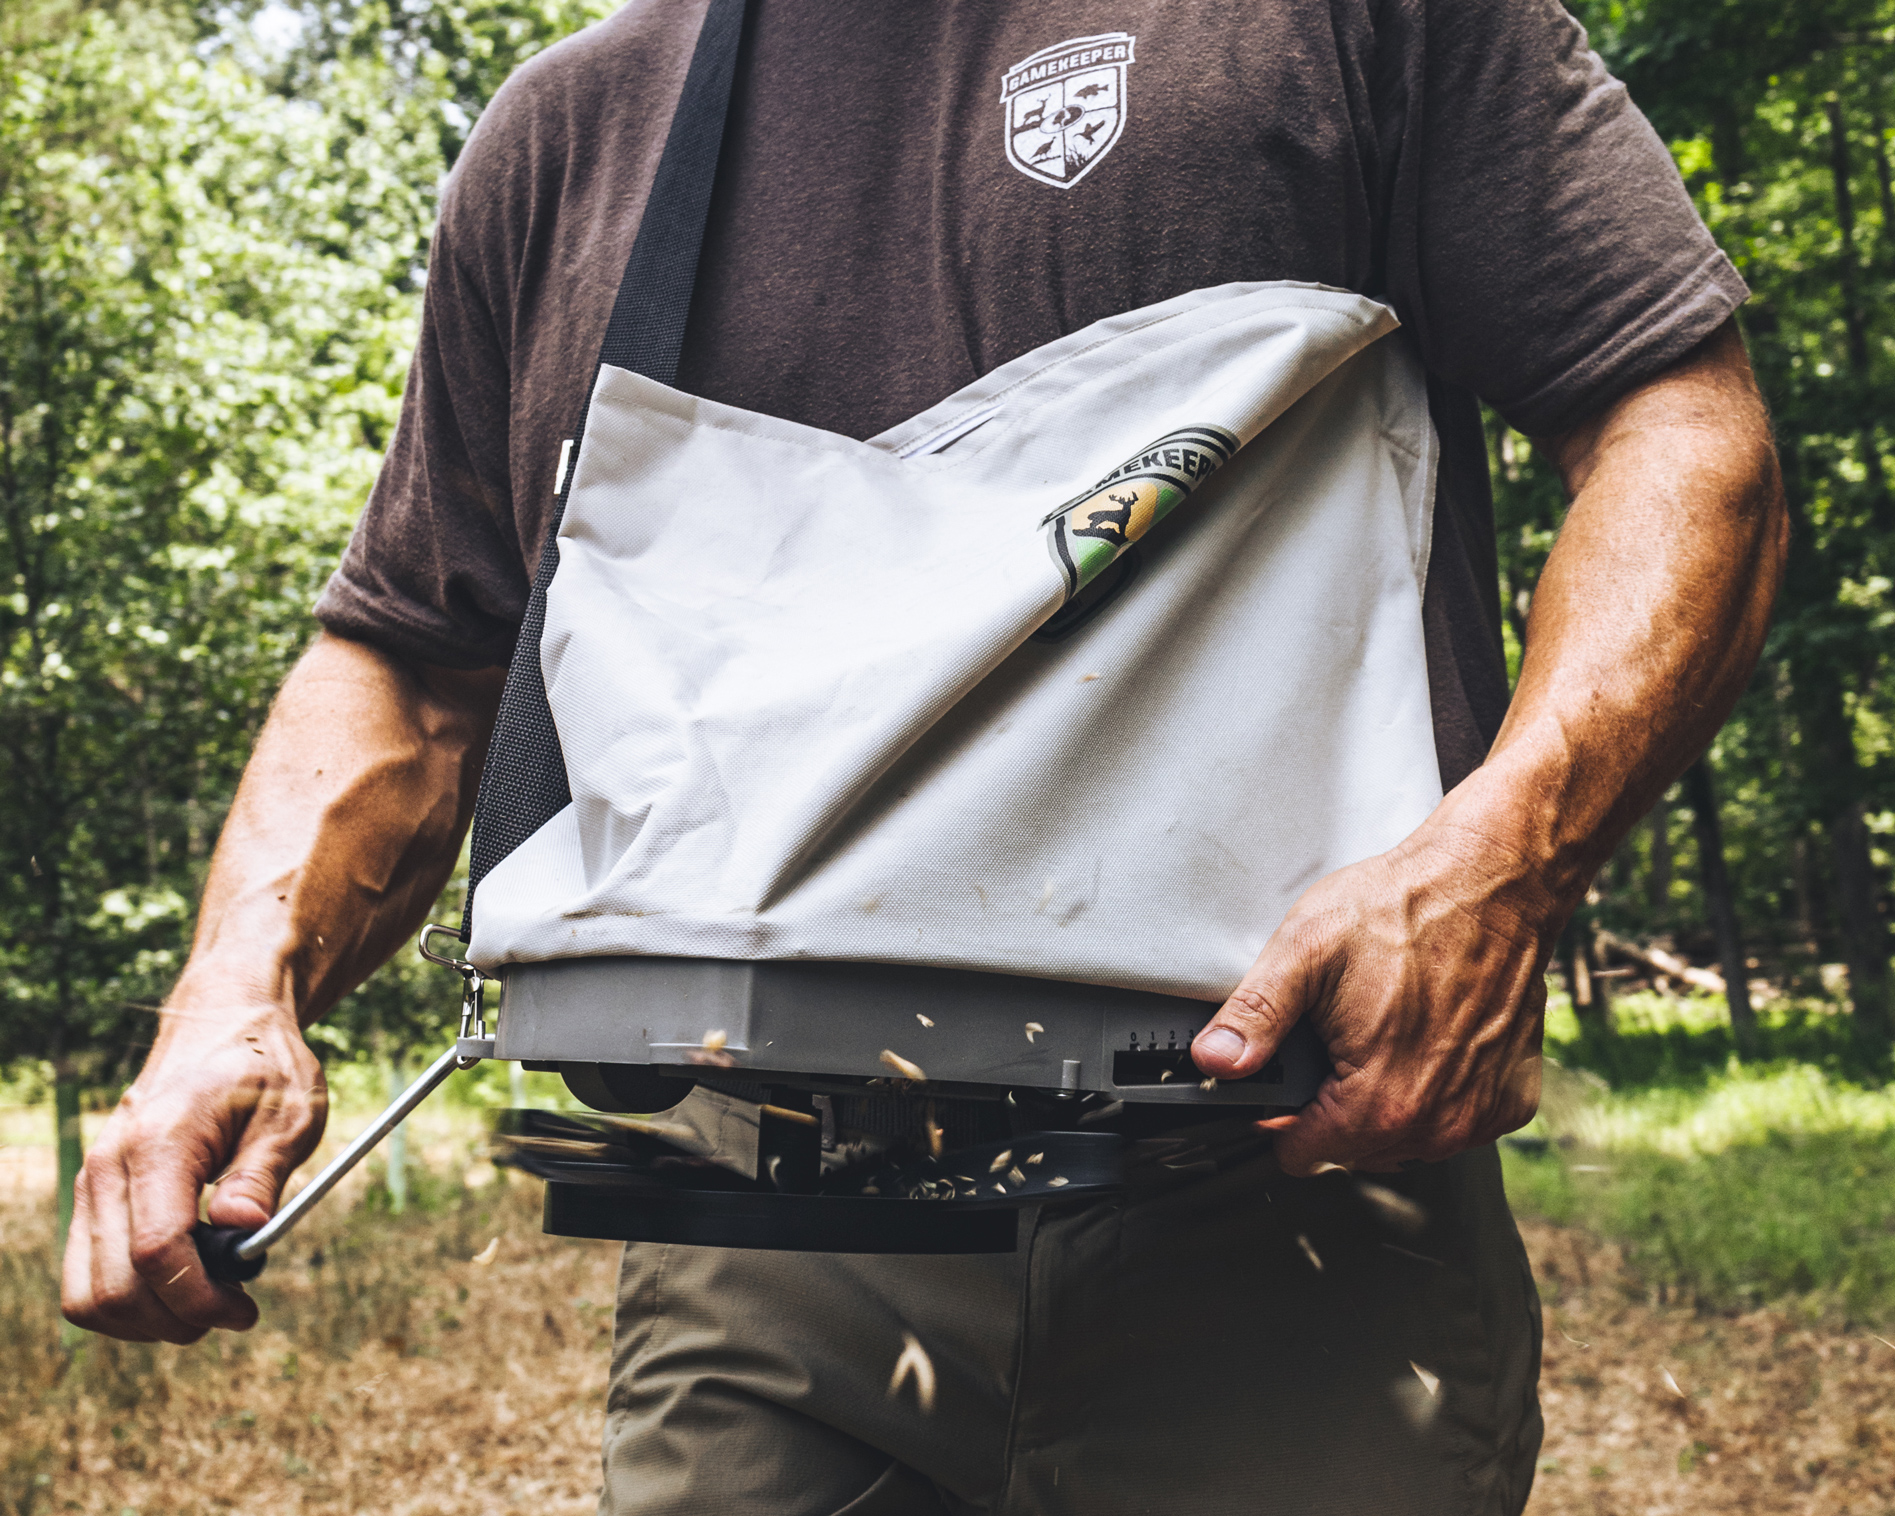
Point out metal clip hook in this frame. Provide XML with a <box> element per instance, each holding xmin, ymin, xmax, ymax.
<box><xmin>419</xmin><ymin>922</ymin><xmax>492</xmax><ymax>1067</ymax></box>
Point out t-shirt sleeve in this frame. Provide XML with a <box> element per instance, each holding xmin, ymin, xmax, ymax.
<box><xmin>1387</xmin><ymin>0</ymin><xmax>1747</xmax><ymax>438</ymax></box>
<box><xmin>312</xmin><ymin>170</ymin><xmax>528</xmax><ymax>670</ymax></box>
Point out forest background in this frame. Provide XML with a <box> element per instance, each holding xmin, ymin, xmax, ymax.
<box><xmin>4</xmin><ymin>0</ymin><xmax>1895</xmax><ymax>1332</ymax></box>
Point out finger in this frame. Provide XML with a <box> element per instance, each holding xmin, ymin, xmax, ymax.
<box><xmin>1192</xmin><ymin>916</ymin><xmax>1334</xmax><ymax>1080</ymax></box>
<box><xmin>201</xmin><ymin>1073</ymin><xmax>327</xmax><ymax>1232</ymax></box>
<box><xmin>84</xmin><ymin>1147</ymin><xmax>205</xmax><ymax>1344</ymax></box>
<box><xmin>60</xmin><ymin>1161</ymin><xmax>157</xmax><ymax>1340</ymax></box>
<box><xmin>125</xmin><ymin>1129</ymin><xmax>259</xmax><ymax>1335</ymax></box>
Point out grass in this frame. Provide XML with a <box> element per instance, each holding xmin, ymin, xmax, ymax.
<box><xmin>1501</xmin><ymin>987</ymin><xmax>1895</xmax><ymax>1324</ymax></box>
<box><xmin>0</xmin><ymin>1084</ymin><xmax>619</xmax><ymax>1516</ymax></box>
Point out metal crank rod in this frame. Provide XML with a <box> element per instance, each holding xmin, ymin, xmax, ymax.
<box><xmin>191</xmin><ymin>926</ymin><xmax>493</xmax><ymax>1286</ymax></box>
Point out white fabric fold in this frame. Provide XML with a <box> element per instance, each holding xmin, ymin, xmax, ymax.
<box><xmin>471</xmin><ymin>281</ymin><xmax>1444</xmax><ymax>1001</ymax></box>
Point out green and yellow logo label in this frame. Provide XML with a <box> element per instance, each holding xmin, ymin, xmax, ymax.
<box><xmin>1044</xmin><ymin>426</ymin><xmax>1239</xmax><ymax>596</ymax></box>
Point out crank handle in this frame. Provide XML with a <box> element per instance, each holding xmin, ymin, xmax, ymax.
<box><xmin>191</xmin><ymin>1039</ymin><xmax>478</xmax><ymax>1286</ymax></box>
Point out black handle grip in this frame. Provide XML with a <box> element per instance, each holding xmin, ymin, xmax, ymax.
<box><xmin>192</xmin><ymin>1222</ymin><xmax>267</xmax><ymax>1285</ymax></box>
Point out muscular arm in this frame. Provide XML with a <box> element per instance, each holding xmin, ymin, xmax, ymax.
<box><xmin>1191</xmin><ymin>319</ymin><xmax>1786</xmax><ymax>1171</ymax></box>
<box><xmin>62</xmin><ymin>633</ymin><xmax>504</xmax><ymax>1341</ymax></box>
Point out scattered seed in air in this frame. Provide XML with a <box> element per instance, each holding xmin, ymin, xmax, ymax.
<box><xmin>1025</xmin><ymin>1021</ymin><xmax>1044</xmax><ymax>1043</ymax></box>
<box><xmin>1661</xmin><ymin>1367</ymin><xmax>1685</xmax><ymax>1398</ymax></box>
<box><xmin>916</xmin><ymin>1014</ymin><xmax>934</xmax><ymax>1028</ymax></box>
<box><xmin>1295</xmin><ymin>1233</ymin><xmax>1323</xmax><ymax>1272</ymax></box>
<box><xmin>880</xmin><ymin>1049</ymin><xmax>927</xmax><ymax>1081</ymax></box>
<box><xmin>1024</xmin><ymin>1153</ymin><xmax>1043</xmax><ymax>1166</ymax></box>
<box><xmin>1311</xmin><ymin>1161</ymin><xmax>1349</xmax><ymax>1176</ymax></box>
<box><xmin>1047</xmin><ymin>1176</ymin><xmax>1069</xmax><ymax>1187</ymax></box>
<box><xmin>886</xmin><ymin>1331</ymin><xmax>937</xmax><ymax>1413</ymax></box>
<box><xmin>701</xmin><ymin>1029</ymin><xmax>728</xmax><ymax>1053</ymax></box>
<box><xmin>471</xmin><ymin>1237</ymin><xmax>500</xmax><ymax>1266</ymax></box>
<box><xmin>164</xmin><ymin>1265</ymin><xmax>192</xmax><ymax>1286</ymax></box>
<box><xmin>989</xmin><ymin>1149</ymin><xmax>1013</xmax><ymax>1173</ymax></box>
<box><xmin>1410</xmin><ymin>1361</ymin><xmax>1440</xmax><ymax>1397</ymax></box>
<box><xmin>1008</xmin><ymin>1167</ymin><xmax>1026</xmax><ymax>1185</ymax></box>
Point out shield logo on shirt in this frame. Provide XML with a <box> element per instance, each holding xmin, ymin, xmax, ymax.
<box><xmin>1000</xmin><ymin>32</ymin><xmax>1136</xmax><ymax>190</ymax></box>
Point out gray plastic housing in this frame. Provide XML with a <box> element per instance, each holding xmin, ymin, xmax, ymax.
<box><xmin>494</xmin><ymin>957</ymin><xmax>1326</xmax><ymax>1107</ymax></box>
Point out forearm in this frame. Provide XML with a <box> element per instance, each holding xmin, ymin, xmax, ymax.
<box><xmin>1192</xmin><ymin>321</ymin><xmax>1786</xmax><ymax>1168</ymax></box>
<box><xmin>172</xmin><ymin>632</ymin><xmax>505</xmax><ymax>1028</ymax></box>
<box><xmin>1426</xmin><ymin>321</ymin><xmax>1786</xmax><ymax>918</ymax></box>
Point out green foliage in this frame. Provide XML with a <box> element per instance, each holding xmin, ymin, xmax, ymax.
<box><xmin>1491</xmin><ymin>1</ymin><xmax>1895</xmax><ymax>1022</ymax></box>
<box><xmin>232</xmin><ymin>0</ymin><xmax>620</xmax><ymax>163</ymax></box>
<box><xmin>0</xmin><ymin>6</ymin><xmax>435</xmax><ymax>1077</ymax></box>
<box><xmin>1506</xmin><ymin>990</ymin><xmax>1895</xmax><ymax>1321</ymax></box>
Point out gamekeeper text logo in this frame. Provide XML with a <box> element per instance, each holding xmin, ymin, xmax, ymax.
<box><xmin>1001</xmin><ymin>32</ymin><xmax>1136</xmax><ymax>189</ymax></box>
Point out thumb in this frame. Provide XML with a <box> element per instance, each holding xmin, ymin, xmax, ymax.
<box><xmin>1192</xmin><ymin>917</ymin><xmax>1333</xmax><ymax>1080</ymax></box>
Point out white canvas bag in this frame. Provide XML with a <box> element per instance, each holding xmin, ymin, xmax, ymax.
<box><xmin>470</xmin><ymin>280</ymin><xmax>1443</xmax><ymax>1003</ymax></box>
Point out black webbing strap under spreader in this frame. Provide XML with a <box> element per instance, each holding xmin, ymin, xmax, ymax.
<box><xmin>462</xmin><ymin>0</ymin><xmax>748</xmax><ymax>937</ymax></box>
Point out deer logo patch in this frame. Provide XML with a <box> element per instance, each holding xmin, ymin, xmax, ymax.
<box><xmin>1001</xmin><ymin>33</ymin><xmax>1135</xmax><ymax>190</ymax></box>
<box><xmin>1044</xmin><ymin>426</ymin><xmax>1239</xmax><ymax>597</ymax></box>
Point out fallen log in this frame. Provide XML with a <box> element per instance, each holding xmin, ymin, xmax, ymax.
<box><xmin>1593</xmin><ymin>929</ymin><xmax>1726</xmax><ymax>995</ymax></box>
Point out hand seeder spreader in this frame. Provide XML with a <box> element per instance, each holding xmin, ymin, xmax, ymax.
<box><xmin>192</xmin><ymin>927</ymin><xmax>1328</xmax><ymax>1283</ymax></box>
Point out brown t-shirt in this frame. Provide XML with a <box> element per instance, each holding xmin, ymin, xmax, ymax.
<box><xmin>315</xmin><ymin>0</ymin><xmax>1745</xmax><ymax>788</ymax></box>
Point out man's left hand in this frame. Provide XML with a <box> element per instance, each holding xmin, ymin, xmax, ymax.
<box><xmin>1190</xmin><ymin>788</ymin><xmax>1548</xmax><ymax>1174</ymax></box>
<box><xmin>1190</xmin><ymin>318</ymin><xmax>1785</xmax><ymax>1173</ymax></box>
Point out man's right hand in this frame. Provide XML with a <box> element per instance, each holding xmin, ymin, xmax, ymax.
<box><xmin>61</xmin><ymin>1000</ymin><xmax>326</xmax><ymax>1343</ymax></box>
<box><xmin>56</xmin><ymin>634</ymin><xmax>502</xmax><ymax>1344</ymax></box>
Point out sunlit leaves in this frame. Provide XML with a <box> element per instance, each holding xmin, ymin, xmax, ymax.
<box><xmin>0</xmin><ymin>7</ymin><xmax>436</xmax><ymax>1073</ymax></box>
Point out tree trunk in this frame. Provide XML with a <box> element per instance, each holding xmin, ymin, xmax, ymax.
<box><xmin>1826</xmin><ymin>98</ymin><xmax>1892</xmax><ymax>532</ymax></box>
<box><xmin>1647</xmin><ymin>797</ymin><xmax>1673</xmax><ymax>921</ymax></box>
<box><xmin>53</xmin><ymin>1058</ymin><xmax>84</xmax><ymax>1259</ymax></box>
<box><xmin>1799</xmin><ymin>671</ymin><xmax>1892</xmax><ymax>1039</ymax></box>
<box><xmin>1870</xmin><ymin>108</ymin><xmax>1895</xmax><ymax>244</ymax></box>
<box><xmin>1830</xmin><ymin>797</ymin><xmax>1893</xmax><ymax>1041</ymax></box>
<box><xmin>1682</xmin><ymin>759</ymin><xmax>1759</xmax><ymax>1055</ymax></box>
<box><xmin>1560</xmin><ymin>917</ymin><xmax>1610</xmax><ymax>1031</ymax></box>
<box><xmin>384</xmin><ymin>1054</ymin><xmax>409</xmax><ymax>1214</ymax></box>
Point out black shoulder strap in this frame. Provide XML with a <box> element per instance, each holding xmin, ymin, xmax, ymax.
<box><xmin>462</xmin><ymin>0</ymin><xmax>748</xmax><ymax>937</ymax></box>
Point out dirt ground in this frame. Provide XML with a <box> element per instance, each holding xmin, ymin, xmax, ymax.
<box><xmin>4</xmin><ymin>1140</ymin><xmax>1893</xmax><ymax>1515</ymax></box>
<box><xmin>1522</xmin><ymin>1220</ymin><xmax>1895</xmax><ymax>1516</ymax></box>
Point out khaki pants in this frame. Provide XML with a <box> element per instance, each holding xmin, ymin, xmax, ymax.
<box><xmin>600</xmin><ymin>1140</ymin><xmax>1541</xmax><ymax>1515</ymax></box>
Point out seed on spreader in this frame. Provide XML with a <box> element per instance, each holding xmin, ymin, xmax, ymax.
<box><xmin>887</xmin><ymin>1331</ymin><xmax>937</xmax><ymax>1413</ymax></box>
<box><xmin>1024</xmin><ymin>1153</ymin><xmax>1043</xmax><ymax>1166</ymax></box>
<box><xmin>1296</xmin><ymin>1233</ymin><xmax>1324</xmax><ymax>1272</ymax></box>
<box><xmin>989</xmin><ymin>1149</ymin><xmax>1013</xmax><ymax>1172</ymax></box>
<box><xmin>1047</xmin><ymin>1177</ymin><xmax>1069</xmax><ymax>1187</ymax></box>
<box><xmin>880</xmin><ymin>1049</ymin><xmax>927</xmax><ymax>1081</ymax></box>
<box><xmin>916</xmin><ymin>1014</ymin><xmax>934</xmax><ymax>1028</ymax></box>
<box><xmin>1008</xmin><ymin>1167</ymin><xmax>1025</xmax><ymax>1185</ymax></box>
<box><xmin>701</xmin><ymin>1029</ymin><xmax>728</xmax><ymax>1052</ymax></box>
<box><xmin>1160</xmin><ymin>1070</ymin><xmax>1174</xmax><ymax>1081</ymax></box>
<box><xmin>992</xmin><ymin>1183</ymin><xmax>1008</xmax><ymax>1195</ymax></box>
<box><xmin>1025</xmin><ymin>1021</ymin><xmax>1045</xmax><ymax>1043</ymax></box>
<box><xmin>1199</xmin><ymin>1078</ymin><xmax>1217</xmax><ymax>1092</ymax></box>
